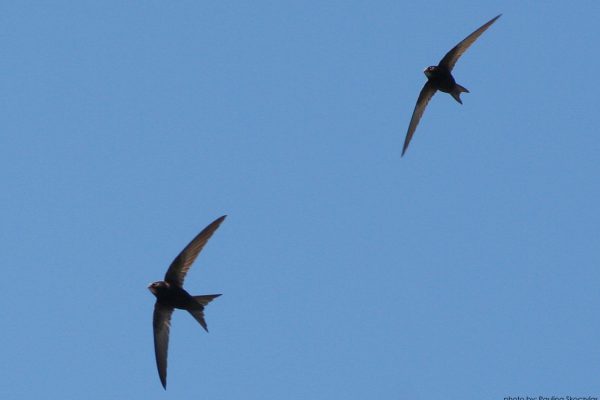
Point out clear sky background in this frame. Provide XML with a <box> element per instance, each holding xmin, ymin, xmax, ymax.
<box><xmin>2</xmin><ymin>1</ymin><xmax>599</xmax><ymax>399</ymax></box>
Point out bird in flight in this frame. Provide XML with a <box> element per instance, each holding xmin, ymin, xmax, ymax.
<box><xmin>148</xmin><ymin>215</ymin><xmax>226</xmax><ymax>389</ymax></box>
<box><xmin>402</xmin><ymin>14</ymin><xmax>501</xmax><ymax>156</ymax></box>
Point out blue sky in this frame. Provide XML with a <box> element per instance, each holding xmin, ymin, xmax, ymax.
<box><xmin>2</xmin><ymin>1</ymin><xmax>599</xmax><ymax>398</ymax></box>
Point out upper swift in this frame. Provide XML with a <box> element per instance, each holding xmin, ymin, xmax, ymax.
<box><xmin>402</xmin><ymin>14</ymin><xmax>501</xmax><ymax>156</ymax></box>
<box><xmin>148</xmin><ymin>215</ymin><xmax>226</xmax><ymax>389</ymax></box>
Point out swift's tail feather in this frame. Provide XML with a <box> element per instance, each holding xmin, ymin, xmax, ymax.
<box><xmin>451</xmin><ymin>84</ymin><xmax>469</xmax><ymax>104</ymax></box>
<box><xmin>188</xmin><ymin>294</ymin><xmax>221</xmax><ymax>332</ymax></box>
<box><xmin>193</xmin><ymin>294</ymin><xmax>221</xmax><ymax>306</ymax></box>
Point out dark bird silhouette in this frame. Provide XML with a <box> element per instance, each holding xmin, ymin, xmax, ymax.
<box><xmin>148</xmin><ymin>215</ymin><xmax>226</xmax><ymax>389</ymax></box>
<box><xmin>402</xmin><ymin>14</ymin><xmax>501</xmax><ymax>156</ymax></box>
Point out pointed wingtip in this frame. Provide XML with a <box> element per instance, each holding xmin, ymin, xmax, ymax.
<box><xmin>401</xmin><ymin>144</ymin><xmax>408</xmax><ymax>157</ymax></box>
<box><xmin>489</xmin><ymin>14</ymin><xmax>502</xmax><ymax>25</ymax></box>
